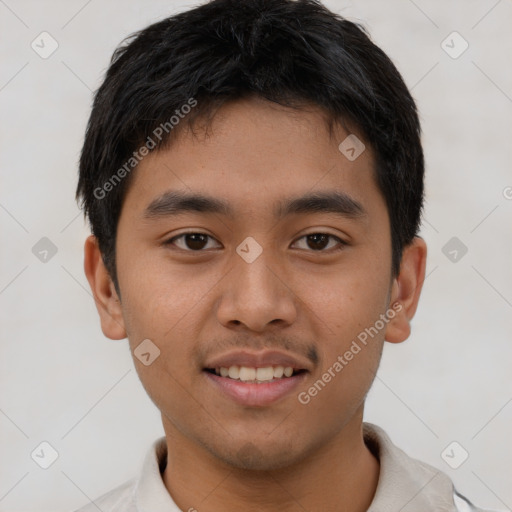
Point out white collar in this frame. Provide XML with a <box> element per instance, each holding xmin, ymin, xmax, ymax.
<box><xmin>130</xmin><ymin>422</ymin><xmax>475</xmax><ymax>511</ymax></box>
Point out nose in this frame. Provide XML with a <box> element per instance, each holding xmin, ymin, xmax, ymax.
<box><xmin>215</xmin><ymin>247</ymin><xmax>298</xmax><ymax>332</ymax></box>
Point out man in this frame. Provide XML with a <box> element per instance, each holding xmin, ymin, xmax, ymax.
<box><xmin>74</xmin><ymin>0</ymin><xmax>493</xmax><ymax>510</ymax></box>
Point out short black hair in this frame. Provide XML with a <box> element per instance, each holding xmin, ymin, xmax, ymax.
<box><xmin>76</xmin><ymin>0</ymin><xmax>424</xmax><ymax>297</ymax></box>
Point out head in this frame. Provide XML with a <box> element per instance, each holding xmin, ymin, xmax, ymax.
<box><xmin>78</xmin><ymin>0</ymin><xmax>426</xmax><ymax>471</ymax></box>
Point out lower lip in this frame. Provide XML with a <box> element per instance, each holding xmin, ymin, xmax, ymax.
<box><xmin>204</xmin><ymin>371</ymin><xmax>307</xmax><ymax>407</ymax></box>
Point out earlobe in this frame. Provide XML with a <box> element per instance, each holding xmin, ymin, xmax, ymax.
<box><xmin>385</xmin><ymin>237</ymin><xmax>427</xmax><ymax>344</ymax></box>
<box><xmin>83</xmin><ymin>235</ymin><xmax>127</xmax><ymax>340</ymax></box>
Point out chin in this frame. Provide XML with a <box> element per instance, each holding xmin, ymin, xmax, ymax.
<box><xmin>207</xmin><ymin>438</ymin><xmax>304</xmax><ymax>472</ymax></box>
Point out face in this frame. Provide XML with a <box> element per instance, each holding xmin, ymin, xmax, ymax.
<box><xmin>87</xmin><ymin>96</ymin><xmax>425</xmax><ymax>471</ymax></box>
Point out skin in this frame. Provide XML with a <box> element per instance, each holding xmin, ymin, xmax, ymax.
<box><xmin>84</xmin><ymin>95</ymin><xmax>427</xmax><ymax>512</ymax></box>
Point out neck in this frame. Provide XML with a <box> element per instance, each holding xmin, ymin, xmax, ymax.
<box><xmin>162</xmin><ymin>409</ymin><xmax>380</xmax><ymax>512</ymax></box>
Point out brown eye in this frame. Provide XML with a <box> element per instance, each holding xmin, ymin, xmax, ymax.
<box><xmin>293</xmin><ymin>233</ymin><xmax>346</xmax><ymax>252</ymax></box>
<box><xmin>165</xmin><ymin>233</ymin><xmax>220</xmax><ymax>251</ymax></box>
<box><xmin>164</xmin><ymin>232</ymin><xmax>346</xmax><ymax>253</ymax></box>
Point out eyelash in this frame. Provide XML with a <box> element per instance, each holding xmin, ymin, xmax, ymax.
<box><xmin>163</xmin><ymin>232</ymin><xmax>347</xmax><ymax>253</ymax></box>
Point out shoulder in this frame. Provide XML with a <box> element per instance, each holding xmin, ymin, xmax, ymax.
<box><xmin>453</xmin><ymin>490</ymin><xmax>499</xmax><ymax>512</ymax></box>
<box><xmin>363</xmin><ymin>423</ymin><xmax>499</xmax><ymax>512</ymax></box>
<box><xmin>71</xmin><ymin>478</ymin><xmax>137</xmax><ymax>512</ymax></box>
<box><xmin>71</xmin><ymin>436</ymin><xmax>170</xmax><ymax>512</ymax></box>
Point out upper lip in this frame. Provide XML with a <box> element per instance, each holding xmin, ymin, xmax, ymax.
<box><xmin>204</xmin><ymin>350</ymin><xmax>312</xmax><ymax>372</ymax></box>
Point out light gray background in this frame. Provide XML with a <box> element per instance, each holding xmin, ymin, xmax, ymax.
<box><xmin>1</xmin><ymin>0</ymin><xmax>511</xmax><ymax>511</ymax></box>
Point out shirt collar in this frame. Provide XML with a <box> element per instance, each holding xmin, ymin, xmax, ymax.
<box><xmin>133</xmin><ymin>422</ymin><xmax>458</xmax><ymax>511</ymax></box>
<box><xmin>364</xmin><ymin>422</ymin><xmax>458</xmax><ymax>511</ymax></box>
<box><xmin>135</xmin><ymin>435</ymin><xmax>180</xmax><ymax>512</ymax></box>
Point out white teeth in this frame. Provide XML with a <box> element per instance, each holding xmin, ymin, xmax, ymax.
<box><xmin>228</xmin><ymin>366</ymin><xmax>240</xmax><ymax>379</ymax></box>
<box><xmin>256</xmin><ymin>367</ymin><xmax>274</xmax><ymax>381</ymax></box>
<box><xmin>239</xmin><ymin>367</ymin><xmax>256</xmax><ymax>381</ymax></box>
<box><xmin>273</xmin><ymin>366</ymin><xmax>284</xmax><ymax>378</ymax></box>
<box><xmin>216</xmin><ymin>365</ymin><xmax>296</xmax><ymax>382</ymax></box>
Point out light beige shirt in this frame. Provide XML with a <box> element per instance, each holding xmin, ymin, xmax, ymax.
<box><xmin>73</xmin><ymin>422</ymin><xmax>493</xmax><ymax>512</ymax></box>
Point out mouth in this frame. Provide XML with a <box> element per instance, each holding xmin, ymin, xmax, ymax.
<box><xmin>202</xmin><ymin>351</ymin><xmax>311</xmax><ymax>407</ymax></box>
<box><xmin>204</xmin><ymin>365</ymin><xmax>307</xmax><ymax>383</ymax></box>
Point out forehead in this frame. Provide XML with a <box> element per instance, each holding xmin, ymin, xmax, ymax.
<box><xmin>120</xmin><ymin>97</ymin><xmax>382</xmax><ymax>221</ymax></box>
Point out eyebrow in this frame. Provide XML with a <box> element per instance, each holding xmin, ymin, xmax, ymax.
<box><xmin>142</xmin><ymin>189</ymin><xmax>366</xmax><ymax>221</ymax></box>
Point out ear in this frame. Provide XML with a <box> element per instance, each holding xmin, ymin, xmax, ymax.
<box><xmin>385</xmin><ymin>237</ymin><xmax>427</xmax><ymax>344</ymax></box>
<box><xmin>83</xmin><ymin>235</ymin><xmax>127</xmax><ymax>340</ymax></box>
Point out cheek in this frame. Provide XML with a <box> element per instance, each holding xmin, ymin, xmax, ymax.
<box><xmin>120</xmin><ymin>275</ymin><xmax>206</xmax><ymax>420</ymax></box>
<box><xmin>295</xmin><ymin>256</ymin><xmax>389</xmax><ymax>399</ymax></box>
<box><xmin>297</xmin><ymin>286</ymin><xmax>385</xmax><ymax>425</ymax></box>
<box><xmin>118</xmin><ymin>256</ymin><xmax>227</xmax><ymax>397</ymax></box>
<box><xmin>118</xmin><ymin>247</ymin><xmax>213</xmax><ymax>338</ymax></box>
<box><xmin>301</xmin><ymin>257</ymin><xmax>391</xmax><ymax>338</ymax></box>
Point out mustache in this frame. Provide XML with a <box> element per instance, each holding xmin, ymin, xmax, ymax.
<box><xmin>195</xmin><ymin>334</ymin><xmax>319</xmax><ymax>367</ymax></box>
